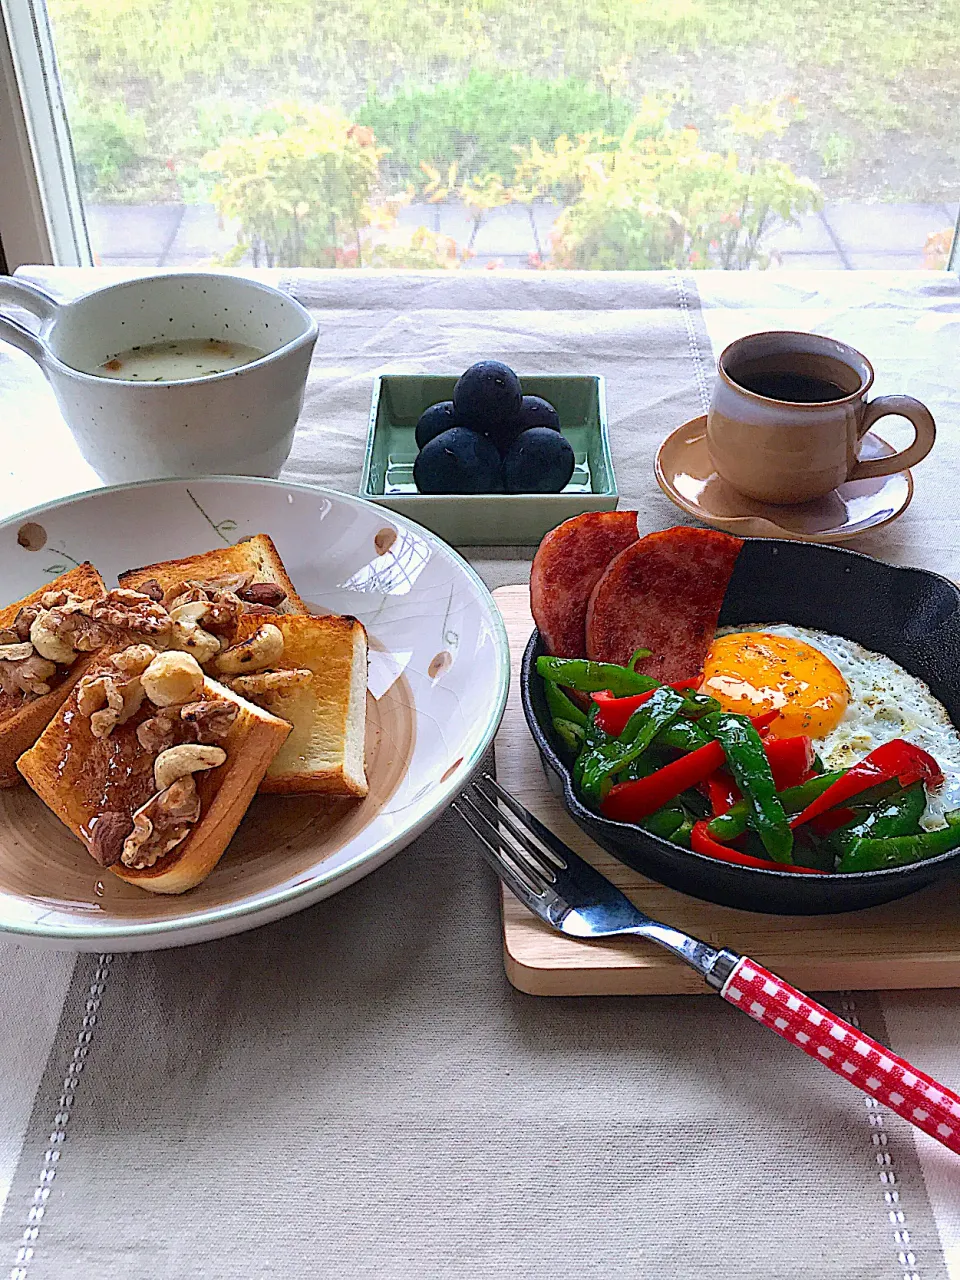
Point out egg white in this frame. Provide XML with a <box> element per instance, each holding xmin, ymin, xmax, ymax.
<box><xmin>717</xmin><ymin>623</ymin><xmax>960</xmax><ymax>829</ymax></box>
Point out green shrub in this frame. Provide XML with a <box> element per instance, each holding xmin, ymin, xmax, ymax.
<box><xmin>202</xmin><ymin>102</ymin><xmax>464</xmax><ymax>267</ymax></box>
<box><xmin>520</xmin><ymin>100</ymin><xmax>822</xmax><ymax>270</ymax></box>
<box><xmin>359</xmin><ymin>71</ymin><xmax>635</xmax><ymax>191</ymax></box>
<box><xmin>68</xmin><ymin>96</ymin><xmax>149</xmax><ymax>194</ymax></box>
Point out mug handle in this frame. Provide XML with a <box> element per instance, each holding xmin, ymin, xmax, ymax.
<box><xmin>0</xmin><ymin>278</ymin><xmax>60</xmax><ymax>365</ymax></box>
<box><xmin>849</xmin><ymin>395</ymin><xmax>936</xmax><ymax>482</ymax></box>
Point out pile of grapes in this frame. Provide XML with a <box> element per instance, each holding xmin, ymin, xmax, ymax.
<box><xmin>413</xmin><ymin>361</ymin><xmax>575</xmax><ymax>495</ymax></box>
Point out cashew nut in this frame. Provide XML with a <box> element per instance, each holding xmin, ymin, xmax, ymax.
<box><xmin>29</xmin><ymin>611</ymin><xmax>78</xmax><ymax>665</ymax></box>
<box><xmin>141</xmin><ymin>651</ymin><xmax>205</xmax><ymax>707</ymax></box>
<box><xmin>213</xmin><ymin>624</ymin><xmax>284</xmax><ymax>675</ymax></box>
<box><xmin>170</xmin><ymin>601</ymin><xmax>211</xmax><ymax>627</ymax></box>
<box><xmin>0</xmin><ymin>641</ymin><xmax>36</xmax><ymax>662</ymax></box>
<box><xmin>153</xmin><ymin>743</ymin><xmax>226</xmax><ymax>791</ymax></box>
<box><xmin>168</xmin><ymin>617</ymin><xmax>221</xmax><ymax>666</ymax></box>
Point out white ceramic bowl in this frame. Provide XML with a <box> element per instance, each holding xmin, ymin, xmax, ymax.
<box><xmin>0</xmin><ymin>479</ymin><xmax>509</xmax><ymax>950</ymax></box>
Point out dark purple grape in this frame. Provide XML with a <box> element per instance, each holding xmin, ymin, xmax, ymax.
<box><xmin>453</xmin><ymin>360</ymin><xmax>522</xmax><ymax>451</ymax></box>
<box><xmin>518</xmin><ymin>395</ymin><xmax>561</xmax><ymax>433</ymax></box>
<box><xmin>415</xmin><ymin>400</ymin><xmax>458</xmax><ymax>449</ymax></box>
<box><xmin>502</xmin><ymin>427</ymin><xmax>575</xmax><ymax>494</ymax></box>
<box><xmin>413</xmin><ymin>426</ymin><xmax>503</xmax><ymax>494</ymax></box>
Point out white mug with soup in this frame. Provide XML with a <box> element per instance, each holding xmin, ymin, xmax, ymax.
<box><xmin>0</xmin><ymin>273</ymin><xmax>318</xmax><ymax>483</ymax></box>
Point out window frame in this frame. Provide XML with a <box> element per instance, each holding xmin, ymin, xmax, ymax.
<box><xmin>0</xmin><ymin>0</ymin><xmax>90</xmax><ymax>269</ymax></box>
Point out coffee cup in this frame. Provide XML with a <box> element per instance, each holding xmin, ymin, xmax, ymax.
<box><xmin>0</xmin><ymin>272</ymin><xmax>318</xmax><ymax>484</ymax></box>
<box><xmin>706</xmin><ymin>330</ymin><xmax>936</xmax><ymax>505</ymax></box>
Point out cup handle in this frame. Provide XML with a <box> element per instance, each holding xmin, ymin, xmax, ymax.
<box><xmin>848</xmin><ymin>395</ymin><xmax>936</xmax><ymax>482</ymax></box>
<box><xmin>0</xmin><ymin>278</ymin><xmax>60</xmax><ymax>365</ymax></box>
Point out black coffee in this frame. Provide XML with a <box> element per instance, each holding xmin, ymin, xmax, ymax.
<box><xmin>732</xmin><ymin>369</ymin><xmax>848</xmax><ymax>403</ymax></box>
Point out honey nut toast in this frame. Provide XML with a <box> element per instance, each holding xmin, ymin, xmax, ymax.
<box><xmin>0</xmin><ymin>564</ymin><xmax>172</xmax><ymax>788</ymax></box>
<box><xmin>118</xmin><ymin>533</ymin><xmax>308</xmax><ymax>621</ymax></box>
<box><xmin>18</xmin><ymin>645</ymin><xmax>291</xmax><ymax>895</ymax></box>
<box><xmin>223</xmin><ymin>613</ymin><xmax>368</xmax><ymax>797</ymax></box>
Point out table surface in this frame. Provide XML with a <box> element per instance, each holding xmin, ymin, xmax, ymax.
<box><xmin>0</xmin><ymin>265</ymin><xmax>959</xmax><ymax>1279</ymax></box>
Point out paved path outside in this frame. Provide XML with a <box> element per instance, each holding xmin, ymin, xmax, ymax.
<box><xmin>87</xmin><ymin>199</ymin><xmax>959</xmax><ymax>272</ymax></box>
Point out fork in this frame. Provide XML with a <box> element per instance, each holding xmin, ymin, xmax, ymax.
<box><xmin>453</xmin><ymin>773</ymin><xmax>960</xmax><ymax>1158</ymax></box>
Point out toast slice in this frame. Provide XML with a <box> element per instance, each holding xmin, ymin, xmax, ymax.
<box><xmin>0</xmin><ymin>564</ymin><xmax>107</xmax><ymax>788</ymax></box>
<box><xmin>18</xmin><ymin>646</ymin><xmax>290</xmax><ymax>894</ymax></box>
<box><xmin>225</xmin><ymin>613</ymin><xmax>368</xmax><ymax>797</ymax></box>
<box><xmin>118</xmin><ymin>534</ymin><xmax>308</xmax><ymax>616</ymax></box>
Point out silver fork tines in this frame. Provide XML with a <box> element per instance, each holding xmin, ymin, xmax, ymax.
<box><xmin>453</xmin><ymin>793</ymin><xmax>552</xmax><ymax>898</ymax></box>
<box><xmin>454</xmin><ymin>772</ymin><xmax>738</xmax><ymax>985</ymax></box>
<box><xmin>452</xmin><ymin>799</ymin><xmax>547</xmax><ymax>901</ymax></box>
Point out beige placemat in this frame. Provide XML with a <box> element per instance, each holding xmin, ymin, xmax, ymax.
<box><xmin>0</xmin><ymin>269</ymin><xmax>948</xmax><ymax>1279</ymax></box>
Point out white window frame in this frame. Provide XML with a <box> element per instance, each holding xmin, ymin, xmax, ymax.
<box><xmin>0</xmin><ymin>0</ymin><xmax>90</xmax><ymax>268</ymax></box>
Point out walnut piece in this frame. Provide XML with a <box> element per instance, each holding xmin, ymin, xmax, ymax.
<box><xmin>222</xmin><ymin>668</ymin><xmax>311</xmax><ymax>698</ymax></box>
<box><xmin>121</xmin><ymin>775</ymin><xmax>202</xmax><ymax>870</ymax></box>
<box><xmin>136</xmin><ymin>709</ymin><xmax>180</xmax><ymax>754</ymax></box>
<box><xmin>43</xmin><ymin>589</ymin><xmax>171</xmax><ymax>653</ymax></box>
<box><xmin>0</xmin><ymin>629</ymin><xmax>20</xmax><ymax>645</ymax></box>
<box><xmin>0</xmin><ymin>651</ymin><xmax>57</xmax><ymax>698</ymax></box>
<box><xmin>77</xmin><ymin>646</ymin><xmax>154</xmax><ymax>737</ymax></box>
<box><xmin>86</xmin><ymin>590</ymin><xmax>171</xmax><ymax>637</ymax></box>
<box><xmin>88</xmin><ymin>812</ymin><xmax>132</xmax><ymax>868</ymax></box>
<box><xmin>180</xmin><ymin>699</ymin><xmax>238</xmax><ymax>743</ymax></box>
<box><xmin>12</xmin><ymin>605</ymin><xmax>40</xmax><ymax>642</ymax></box>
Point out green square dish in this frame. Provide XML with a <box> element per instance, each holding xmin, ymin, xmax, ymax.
<box><xmin>359</xmin><ymin>374</ymin><xmax>618</xmax><ymax>546</ymax></box>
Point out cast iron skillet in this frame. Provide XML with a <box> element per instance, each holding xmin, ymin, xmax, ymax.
<box><xmin>521</xmin><ymin>538</ymin><xmax>960</xmax><ymax>915</ymax></box>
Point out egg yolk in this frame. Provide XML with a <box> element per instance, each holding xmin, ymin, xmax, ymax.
<box><xmin>700</xmin><ymin>632</ymin><xmax>850</xmax><ymax>739</ymax></box>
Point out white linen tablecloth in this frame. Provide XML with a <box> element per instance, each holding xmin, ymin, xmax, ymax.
<box><xmin>0</xmin><ymin>265</ymin><xmax>958</xmax><ymax>1279</ymax></box>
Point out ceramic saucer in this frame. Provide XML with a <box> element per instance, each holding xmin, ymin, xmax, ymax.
<box><xmin>655</xmin><ymin>416</ymin><xmax>913</xmax><ymax>543</ymax></box>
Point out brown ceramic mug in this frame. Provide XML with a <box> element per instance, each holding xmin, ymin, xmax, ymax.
<box><xmin>706</xmin><ymin>331</ymin><xmax>936</xmax><ymax>505</ymax></box>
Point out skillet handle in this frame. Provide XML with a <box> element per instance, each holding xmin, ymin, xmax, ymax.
<box><xmin>0</xmin><ymin>278</ymin><xmax>60</xmax><ymax>364</ymax></box>
<box><xmin>722</xmin><ymin>956</ymin><xmax>960</xmax><ymax>1157</ymax></box>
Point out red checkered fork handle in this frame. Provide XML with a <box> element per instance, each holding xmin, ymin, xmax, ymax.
<box><xmin>722</xmin><ymin>957</ymin><xmax>960</xmax><ymax>1157</ymax></box>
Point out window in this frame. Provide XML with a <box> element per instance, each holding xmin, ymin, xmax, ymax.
<box><xmin>2</xmin><ymin>0</ymin><xmax>958</xmax><ymax>273</ymax></box>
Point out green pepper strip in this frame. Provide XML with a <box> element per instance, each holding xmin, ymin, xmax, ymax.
<box><xmin>553</xmin><ymin>720</ymin><xmax>585</xmax><ymax>753</ymax></box>
<box><xmin>839</xmin><ymin>811</ymin><xmax>960</xmax><ymax>872</ymax></box>
<box><xmin>641</xmin><ymin>805</ymin><xmax>686</xmax><ymax>839</ymax></box>
<box><xmin>652</xmin><ymin>719</ymin><xmax>709</xmax><ymax>753</ymax></box>
<box><xmin>708</xmin><ymin>772</ymin><xmax>845</xmax><ymax>842</ymax></box>
<box><xmin>700</xmin><ymin>711</ymin><xmax>793</xmax><ymax>863</ymax></box>
<box><xmin>836</xmin><ymin>782</ymin><xmax>926</xmax><ymax>848</ymax></box>
<box><xmin>537</xmin><ymin>656</ymin><xmax>659</xmax><ymax>697</ymax></box>
<box><xmin>544</xmin><ymin>680</ymin><xmax>589</xmax><ymax>730</ymax></box>
<box><xmin>576</xmin><ymin>687</ymin><xmax>686</xmax><ymax>802</ymax></box>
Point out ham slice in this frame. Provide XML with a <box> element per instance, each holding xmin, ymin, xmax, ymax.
<box><xmin>530</xmin><ymin>512</ymin><xmax>639</xmax><ymax>658</ymax></box>
<box><xmin>585</xmin><ymin>527</ymin><xmax>743</xmax><ymax>681</ymax></box>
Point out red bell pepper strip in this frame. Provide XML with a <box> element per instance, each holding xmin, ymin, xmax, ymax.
<box><xmin>809</xmin><ymin>807</ymin><xmax>856</xmax><ymax>836</ymax></box>
<box><xmin>602</xmin><ymin>740</ymin><xmax>726</xmax><ymax>822</ymax></box>
<box><xmin>600</xmin><ymin>711</ymin><xmax>778</xmax><ymax>823</ymax></box>
<box><xmin>690</xmin><ymin>822</ymin><xmax>826</xmax><ymax>873</ymax></box>
<box><xmin>591</xmin><ymin>679</ymin><xmax>701</xmax><ymax>737</ymax></box>
<box><xmin>752</xmin><ymin>709</ymin><xmax>780</xmax><ymax>736</ymax></box>
<box><xmin>763</xmin><ymin>735</ymin><xmax>815</xmax><ymax>791</ymax></box>
<box><xmin>791</xmin><ymin>738</ymin><xmax>944</xmax><ymax>829</ymax></box>
<box><xmin>707</xmin><ymin>773</ymin><xmax>740</xmax><ymax>816</ymax></box>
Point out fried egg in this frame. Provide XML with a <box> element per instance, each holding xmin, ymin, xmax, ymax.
<box><xmin>704</xmin><ymin>624</ymin><xmax>960</xmax><ymax>829</ymax></box>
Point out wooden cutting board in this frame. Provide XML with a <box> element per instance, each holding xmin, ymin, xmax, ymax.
<box><xmin>492</xmin><ymin>585</ymin><xmax>960</xmax><ymax>997</ymax></box>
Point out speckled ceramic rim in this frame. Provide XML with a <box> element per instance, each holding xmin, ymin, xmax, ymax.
<box><xmin>0</xmin><ymin>476</ymin><xmax>511</xmax><ymax>944</ymax></box>
<box><xmin>38</xmin><ymin>274</ymin><xmax>319</xmax><ymax>387</ymax></box>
